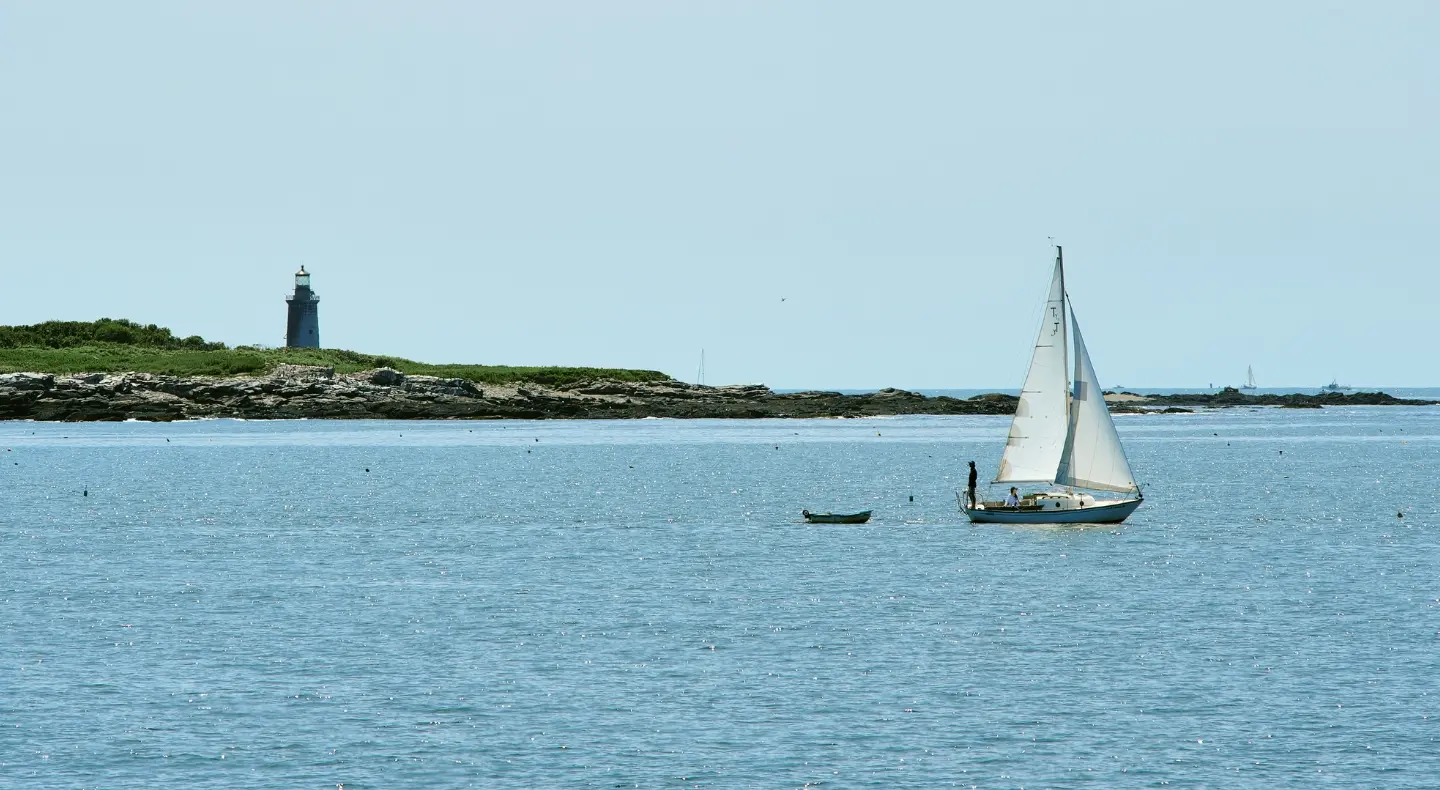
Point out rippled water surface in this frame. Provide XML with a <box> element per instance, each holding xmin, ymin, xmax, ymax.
<box><xmin>3</xmin><ymin>409</ymin><xmax>1439</xmax><ymax>788</ymax></box>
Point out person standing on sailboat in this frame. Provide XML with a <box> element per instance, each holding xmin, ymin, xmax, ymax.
<box><xmin>966</xmin><ymin>461</ymin><xmax>978</xmax><ymax>508</ymax></box>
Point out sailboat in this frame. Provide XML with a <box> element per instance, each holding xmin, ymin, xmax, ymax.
<box><xmin>961</xmin><ymin>247</ymin><xmax>1143</xmax><ymax>524</ymax></box>
<box><xmin>1240</xmin><ymin>366</ymin><xmax>1258</xmax><ymax>391</ymax></box>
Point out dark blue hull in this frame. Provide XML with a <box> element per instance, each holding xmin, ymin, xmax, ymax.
<box><xmin>961</xmin><ymin>498</ymin><xmax>1141</xmax><ymax>524</ymax></box>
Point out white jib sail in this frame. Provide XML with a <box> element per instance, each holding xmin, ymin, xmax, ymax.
<box><xmin>995</xmin><ymin>259</ymin><xmax>1070</xmax><ymax>484</ymax></box>
<box><xmin>1055</xmin><ymin>309</ymin><xmax>1138</xmax><ymax>493</ymax></box>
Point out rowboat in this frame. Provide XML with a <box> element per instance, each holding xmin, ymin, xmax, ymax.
<box><xmin>800</xmin><ymin>512</ymin><xmax>875</xmax><ymax>523</ymax></box>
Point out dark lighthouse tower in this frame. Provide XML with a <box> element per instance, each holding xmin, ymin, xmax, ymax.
<box><xmin>285</xmin><ymin>266</ymin><xmax>321</xmax><ymax>348</ymax></box>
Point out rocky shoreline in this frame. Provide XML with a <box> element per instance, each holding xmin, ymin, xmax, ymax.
<box><xmin>0</xmin><ymin>370</ymin><xmax>1432</xmax><ymax>422</ymax></box>
<box><xmin>1105</xmin><ymin>386</ymin><xmax>1435</xmax><ymax>413</ymax></box>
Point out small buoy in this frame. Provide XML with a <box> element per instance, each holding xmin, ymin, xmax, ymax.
<box><xmin>908</xmin><ymin>495</ymin><xmax>914</xmax><ymax>502</ymax></box>
<box><xmin>1398</xmin><ymin>511</ymin><xmax>1404</xmax><ymax>519</ymax></box>
<box><xmin>365</xmin><ymin>468</ymin><xmax>370</xmax><ymax>472</ymax></box>
<box><xmin>83</xmin><ymin>489</ymin><xmax>87</xmax><ymax>497</ymax></box>
<box><xmin>535</xmin><ymin>438</ymin><xmax>539</xmax><ymax>442</ymax></box>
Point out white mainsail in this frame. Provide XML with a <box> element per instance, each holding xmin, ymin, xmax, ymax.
<box><xmin>994</xmin><ymin>259</ymin><xmax>1070</xmax><ymax>484</ymax></box>
<box><xmin>1054</xmin><ymin>310</ymin><xmax>1138</xmax><ymax>492</ymax></box>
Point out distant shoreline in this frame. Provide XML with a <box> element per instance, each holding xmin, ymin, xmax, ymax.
<box><xmin>0</xmin><ymin>371</ymin><xmax>1434</xmax><ymax>422</ymax></box>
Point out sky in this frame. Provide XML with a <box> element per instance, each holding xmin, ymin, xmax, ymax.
<box><xmin>1</xmin><ymin>2</ymin><xmax>1435</xmax><ymax>389</ymax></box>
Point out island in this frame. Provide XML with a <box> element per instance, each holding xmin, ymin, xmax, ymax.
<box><xmin>0</xmin><ymin>320</ymin><xmax>1433</xmax><ymax>421</ymax></box>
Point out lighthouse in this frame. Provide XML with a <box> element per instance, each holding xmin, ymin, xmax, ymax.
<box><xmin>285</xmin><ymin>266</ymin><xmax>321</xmax><ymax>348</ymax></box>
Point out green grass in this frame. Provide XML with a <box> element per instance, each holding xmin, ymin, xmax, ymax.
<box><xmin>0</xmin><ymin>346</ymin><xmax>271</xmax><ymax>377</ymax></box>
<box><xmin>0</xmin><ymin>345</ymin><xmax>673</xmax><ymax>385</ymax></box>
<box><xmin>0</xmin><ymin>319</ymin><xmax>674</xmax><ymax>384</ymax></box>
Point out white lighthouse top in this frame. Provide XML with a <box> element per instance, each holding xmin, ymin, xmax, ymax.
<box><xmin>295</xmin><ymin>266</ymin><xmax>311</xmax><ymax>288</ymax></box>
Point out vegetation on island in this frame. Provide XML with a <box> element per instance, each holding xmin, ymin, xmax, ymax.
<box><xmin>0</xmin><ymin>318</ymin><xmax>225</xmax><ymax>351</ymax></box>
<box><xmin>0</xmin><ymin>319</ymin><xmax>673</xmax><ymax>385</ymax></box>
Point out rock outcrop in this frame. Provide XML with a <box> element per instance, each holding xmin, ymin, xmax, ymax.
<box><xmin>1103</xmin><ymin>386</ymin><xmax>1436</xmax><ymax>409</ymax></box>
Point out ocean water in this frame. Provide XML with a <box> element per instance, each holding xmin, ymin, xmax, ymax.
<box><xmin>2</xmin><ymin>409</ymin><xmax>1438</xmax><ymax>788</ymax></box>
<box><xmin>794</xmin><ymin>387</ymin><xmax>1440</xmax><ymax>399</ymax></box>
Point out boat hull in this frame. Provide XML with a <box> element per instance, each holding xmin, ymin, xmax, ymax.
<box><xmin>803</xmin><ymin>511</ymin><xmax>872</xmax><ymax>524</ymax></box>
<box><xmin>962</xmin><ymin>498</ymin><xmax>1141</xmax><ymax>525</ymax></box>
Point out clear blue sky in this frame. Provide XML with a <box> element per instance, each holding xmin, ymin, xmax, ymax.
<box><xmin>1</xmin><ymin>2</ymin><xmax>1434</xmax><ymax>388</ymax></box>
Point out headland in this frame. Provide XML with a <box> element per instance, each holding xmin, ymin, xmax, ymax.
<box><xmin>1103</xmin><ymin>387</ymin><xmax>1431</xmax><ymax>413</ymax></box>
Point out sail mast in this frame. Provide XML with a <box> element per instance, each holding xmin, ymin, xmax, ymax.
<box><xmin>1057</xmin><ymin>246</ymin><xmax>1069</xmax><ymax>395</ymax></box>
<box><xmin>1057</xmin><ymin>245</ymin><xmax>1073</xmax><ymax>488</ymax></box>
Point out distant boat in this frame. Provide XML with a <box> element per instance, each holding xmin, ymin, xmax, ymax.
<box><xmin>1240</xmin><ymin>366</ymin><xmax>1258</xmax><ymax>391</ymax></box>
<box><xmin>1321</xmin><ymin>379</ymin><xmax>1353</xmax><ymax>393</ymax></box>
<box><xmin>802</xmin><ymin>509</ymin><xmax>872</xmax><ymax>524</ymax></box>
<box><xmin>961</xmin><ymin>246</ymin><xmax>1143</xmax><ymax>525</ymax></box>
